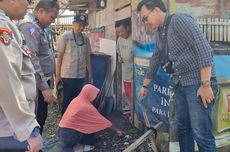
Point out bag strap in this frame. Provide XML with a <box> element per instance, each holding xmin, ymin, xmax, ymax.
<box><xmin>159</xmin><ymin>14</ymin><xmax>174</xmax><ymax>65</ymax></box>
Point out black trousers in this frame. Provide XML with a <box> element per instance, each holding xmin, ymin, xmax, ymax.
<box><xmin>36</xmin><ymin>80</ymin><xmax>50</xmax><ymax>134</ymax></box>
<box><xmin>58</xmin><ymin>127</ymin><xmax>94</xmax><ymax>152</ymax></box>
<box><xmin>61</xmin><ymin>78</ymin><xmax>84</xmax><ymax>115</ymax></box>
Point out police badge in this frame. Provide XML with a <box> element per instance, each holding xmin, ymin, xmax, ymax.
<box><xmin>0</xmin><ymin>28</ymin><xmax>13</xmax><ymax>45</ymax></box>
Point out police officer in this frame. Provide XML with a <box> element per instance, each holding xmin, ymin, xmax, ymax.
<box><xmin>18</xmin><ymin>0</ymin><xmax>60</xmax><ymax>134</ymax></box>
<box><xmin>55</xmin><ymin>13</ymin><xmax>93</xmax><ymax>115</ymax></box>
<box><xmin>0</xmin><ymin>0</ymin><xmax>42</xmax><ymax>151</ymax></box>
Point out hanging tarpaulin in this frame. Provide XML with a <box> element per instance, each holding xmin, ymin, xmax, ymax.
<box><xmin>213</xmin><ymin>55</ymin><xmax>230</xmax><ymax>80</ymax></box>
<box><xmin>212</xmin><ymin>54</ymin><xmax>230</xmax><ymax>134</ymax></box>
<box><xmin>133</xmin><ymin>41</ymin><xmax>170</xmax><ymax>132</ymax></box>
<box><xmin>147</xmin><ymin>68</ymin><xmax>170</xmax><ymax>132</ymax></box>
<box><xmin>213</xmin><ymin>85</ymin><xmax>230</xmax><ymax>133</ymax></box>
<box><xmin>133</xmin><ymin>42</ymin><xmax>153</xmax><ymax>122</ymax></box>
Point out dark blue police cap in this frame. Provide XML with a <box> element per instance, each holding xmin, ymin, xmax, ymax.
<box><xmin>74</xmin><ymin>13</ymin><xmax>88</xmax><ymax>25</ymax></box>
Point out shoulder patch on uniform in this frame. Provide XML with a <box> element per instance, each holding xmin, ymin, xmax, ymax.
<box><xmin>28</xmin><ymin>27</ymin><xmax>35</xmax><ymax>35</ymax></box>
<box><xmin>0</xmin><ymin>28</ymin><xmax>13</xmax><ymax>45</ymax></box>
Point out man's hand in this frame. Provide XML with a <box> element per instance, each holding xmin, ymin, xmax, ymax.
<box><xmin>42</xmin><ymin>89</ymin><xmax>57</xmax><ymax>103</ymax></box>
<box><xmin>88</xmin><ymin>75</ymin><xmax>93</xmax><ymax>84</ymax></box>
<box><xmin>110</xmin><ymin>125</ymin><xmax>124</xmax><ymax>137</ymax></box>
<box><xmin>26</xmin><ymin>135</ymin><xmax>43</xmax><ymax>152</ymax></box>
<box><xmin>118</xmin><ymin>56</ymin><xmax>124</xmax><ymax>63</ymax></box>
<box><xmin>197</xmin><ymin>85</ymin><xmax>214</xmax><ymax>108</ymax></box>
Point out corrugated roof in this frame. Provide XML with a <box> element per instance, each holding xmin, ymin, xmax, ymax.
<box><xmin>29</xmin><ymin>0</ymin><xmax>90</xmax><ymax>11</ymax></box>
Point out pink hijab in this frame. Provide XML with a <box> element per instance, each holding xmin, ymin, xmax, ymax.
<box><xmin>59</xmin><ymin>84</ymin><xmax>112</xmax><ymax>134</ymax></box>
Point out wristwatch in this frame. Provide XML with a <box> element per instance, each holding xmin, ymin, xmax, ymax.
<box><xmin>201</xmin><ymin>80</ymin><xmax>211</xmax><ymax>87</ymax></box>
<box><xmin>30</xmin><ymin>127</ymin><xmax>40</xmax><ymax>137</ymax></box>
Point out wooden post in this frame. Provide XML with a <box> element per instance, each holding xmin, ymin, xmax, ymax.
<box><xmin>143</xmin><ymin>111</ymin><xmax>158</xmax><ymax>152</ymax></box>
<box><xmin>207</xmin><ymin>18</ymin><xmax>211</xmax><ymax>41</ymax></box>
<box><xmin>227</xmin><ymin>20</ymin><xmax>230</xmax><ymax>41</ymax></box>
<box><xmin>219</xmin><ymin>19</ymin><xmax>223</xmax><ymax>42</ymax></box>
<box><xmin>223</xmin><ymin>19</ymin><xmax>227</xmax><ymax>42</ymax></box>
<box><xmin>211</xmin><ymin>18</ymin><xmax>215</xmax><ymax>41</ymax></box>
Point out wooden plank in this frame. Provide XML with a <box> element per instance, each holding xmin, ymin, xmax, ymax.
<box><xmin>114</xmin><ymin>0</ymin><xmax>130</xmax><ymax>10</ymax></box>
<box><xmin>106</xmin><ymin>0</ymin><xmax>114</xmax><ymax>24</ymax></box>
<box><xmin>228</xmin><ymin>20</ymin><xmax>230</xmax><ymax>41</ymax></box>
<box><xmin>114</xmin><ymin>5</ymin><xmax>131</xmax><ymax>21</ymax></box>
<box><xmin>143</xmin><ymin>112</ymin><xmax>158</xmax><ymax>152</ymax></box>
<box><xmin>203</xmin><ymin>18</ymin><xmax>207</xmax><ymax>38</ymax></box>
<box><xmin>123</xmin><ymin>122</ymin><xmax>163</xmax><ymax>152</ymax></box>
<box><xmin>197</xmin><ymin>18</ymin><xmax>206</xmax><ymax>37</ymax></box>
<box><xmin>214</xmin><ymin>18</ymin><xmax>219</xmax><ymax>41</ymax></box>
<box><xmin>133</xmin><ymin>113</ymin><xmax>142</xmax><ymax>129</ymax></box>
<box><xmin>105</xmin><ymin>25</ymin><xmax>116</xmax><ymax>40</ymax></box>
<box><xmin>211</xmin><ymin>18</ymin><xmax>215</xmax><ymax>41</ymax></box>
<box><xmin>207</xmin><ymin>18</ymin><xmax>211</xmax><ymax>41</ymax></box>
<box><xmin>197</xmin><ymin>18</ymin><xmax>230</xmax><ymax>42</ymax></box>
<box><xmin>123</xmin><ymin>130</ymin><xmax>153</xmax><ymax>152</ymax></box>
<box><xmin>219</xmin><ymin>19</ymin><xmax>223</xmax><ymax>41</ymax></box>
<box><xmin>95</xmin><ymin>11</ymin><xmax>100</xmax><ymax>27</ymax></box>
<box><xmin>223</xmin><ymin>19</ymin><xmax>227</xmax><ymax>41</ymax></box>
<box><xmin>95</xmin><ymin>10</ymin><xmax>107</xmax><ymax>27</ymax></box>
<box><xmin>197</xmin><ymin>18</ymin><xmax>202</xmax><ymax>32</ymax></box>
<box><xmin>100</xmin><ymin>9</ymin><xmax>107</xmax><ymax>26</ymax></box>
<box><xmin>197</xmin><ymin>19</ymin><xmax>202</xmax><ymax>32</ymax></box>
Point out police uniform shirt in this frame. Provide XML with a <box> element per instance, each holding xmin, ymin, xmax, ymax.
<box><xmin>18</xmin><ymin>13</ymin><xmax>55</xmax><ymax>91</ymax></box>
<box><xmin>0</xmin><ymin>9</ymin><xmax>39</xmax><ymax>142</ymax></box>
<box><xmin>57</xmin><ymin>30</ymin><xmax>91</xmax><ymax>78</ymax></box>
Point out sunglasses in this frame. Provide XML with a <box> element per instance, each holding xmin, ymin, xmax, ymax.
<box><xmin>142</xmin><ymin>9</ymin><xmax>154</xmax><ymax>24</ymax></box>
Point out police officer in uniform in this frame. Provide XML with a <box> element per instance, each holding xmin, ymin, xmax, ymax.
<box><xmin>0</xmin><ymin>0</ymin><xmax>42</xmax><ymax>151</ymax></box>
<box><xmin>18</xmin><ymin>0</ymin><xmax>59</xmax><ymax>134</ymax></box>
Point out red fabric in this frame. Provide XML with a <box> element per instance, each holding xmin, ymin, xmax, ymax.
<box><xmin>59</xmin><ymin>84</ymin><xmax>112</xmax><ymax>134</ymax></box>
<box><xmin>228</xmin><ymin>95</ymin><xmax>230</xmax><ymax>112</ymax></box>
<box><xmin>124</xmin><ymin>81</ymin><xmax>132</xmax><ymax>101</ymax></box>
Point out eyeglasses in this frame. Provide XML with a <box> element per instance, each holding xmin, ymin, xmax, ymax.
<box><xmin>142</xmin><ymin>9</ymin><xmax>154</xmax><ymax>24</ymax></box>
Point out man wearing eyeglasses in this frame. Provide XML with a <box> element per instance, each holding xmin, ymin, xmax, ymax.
<box><xmin>137</xmin><ymin>0</ymin><xmax>218</xmax><ymax>152</ymax></box>
<box><xmin>55</xmin><ymin>13</ymin><xmax>93</xmax><ymax>115</ymax></box>
<box><xmin>0</xmin><ymin>0</ymin><xmax>42</xmax><ymax>151</ymax></box>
